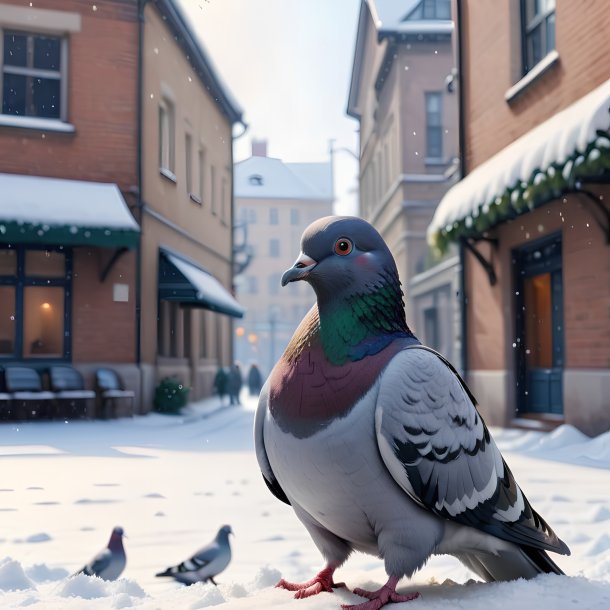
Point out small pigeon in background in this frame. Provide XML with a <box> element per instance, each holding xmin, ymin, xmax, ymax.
<box><xmin>76</xmin><ymin>526</ymin><xmax>126</xmax><ymax>581</ymax></box>
<box><xmin>255</xmin><ymin>216</ymin><xmax>570</xmax><ymax>609</ymax></box>
<box><xmin>156</xmin><ymin>524</ymin><xmax>233</xmax><ymax>585</ymax></box>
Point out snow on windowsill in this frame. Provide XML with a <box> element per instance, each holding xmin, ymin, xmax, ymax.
<box><xmin>505</xmin><ymin>50</ymin><xmax>560</xmax><ymax>104</ymax></box>
<box><xmin>159</xmin><ymin>167</ymin><xmax>177</xmax><ymax>183</ymax></box>
<box><xmin>0</xmin><ymin>114</ymin><xmax>75</xmax><ymax>133</ymax></box>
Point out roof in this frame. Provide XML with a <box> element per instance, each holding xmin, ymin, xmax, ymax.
<box><xmin>347</xmin><ymin>0</ymin><xmax>452</xmax><ymax>119</ymax></box>
<box><xmin>428</xmin><ymin>77</ymin><xmax>610</xmax><ymax>253</ymax></box>
<box><xmin>0</xmin><ymin>173</ymin><xmax>140</xmax><ymax>248</ymax></box>
<box><xmin>153</xmin><ymin>0</ymin><xmax>244</xmax><ymax>126</ymax></box>
<box><xmin>159</xmin><ymin>247</ymin><xmax>244</xmax><ymax>318</ymax></box>
<box><xmin>234</xmin><ymin>156</ymin><xmax>334</xmax><ymax>201</ymax></box>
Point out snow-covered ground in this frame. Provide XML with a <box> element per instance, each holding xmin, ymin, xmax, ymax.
<box><xmin>1</xmin><ymin>392</ymin><xmax>610</xmax><ymax>609</ymax></box>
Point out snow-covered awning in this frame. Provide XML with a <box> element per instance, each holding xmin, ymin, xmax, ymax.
<box><xmin>158</xmin><ymin>248</ymin><xmax>245</xmax><ymax>319</ymax></box>
<box><xmin>428</xmin><ymin>77</ymin><xmax>610</xmax><ymax>253</ymax></box>
<box><xmin>0</xmin><ymin>173</ymin><xmax>140</xmax><ymax>248</ymax></box>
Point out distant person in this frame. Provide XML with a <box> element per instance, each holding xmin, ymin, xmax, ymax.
<box><xmin>247</xmin><ymin>363</ymin><xmax>263</xmax><ymax>396</ymax></box>
<box><xmin>213</xmin><ymin>367</ymin><xmax>228</xmax><ymax>405</ymax></box>
<box><xmin>227</xmin><ymin>363</ymin><xmax>243</xmax><ymax>406</ymax></box>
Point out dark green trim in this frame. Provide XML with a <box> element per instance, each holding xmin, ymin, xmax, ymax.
<box><xmin>0</xmin><ymin>222</ymin><xmax>140</xmax><ymax>248</ymax></box>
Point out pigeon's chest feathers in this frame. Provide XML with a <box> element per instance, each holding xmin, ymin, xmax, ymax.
<box><xmin>268</xmin><ymin>315</ymin><xmax>412</xmax><ymax>438</ymax></box>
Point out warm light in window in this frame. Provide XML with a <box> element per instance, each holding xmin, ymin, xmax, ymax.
<box><xmin>248</xmin><ymin>333</ymin><xmax>258</xmax><ymax>344</ymax></box>
<box><xmin>235</xmin><ymin>326</ymin><xmax>245</xmax><ymax>337</ymax></box>
<box><xmin>41</xmin><ymin>302</ymin><xmax>51</xmax><ymax>310</ymax></box>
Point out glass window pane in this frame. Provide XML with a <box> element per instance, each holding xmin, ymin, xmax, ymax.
<box><xmin>546</xmin><ymin>13</ymin><xmax>556</xmax><ymax>54</ymax></box>
<box><xmin>23</xmin><ymin>286</ymin><xmax>64</xmax><ymax>358</ymax></box>
<box><xmin>25</xmin><ymin>250</ymin><xmax>65</xmax><ymax>277</ymax></box>
<box><xmin>32</xmin><ymin>76</ymin><xmax>60</xmax><ymax>119</ymax></box>
<box><xmin>0</xmin><ymin>249</ymin><xmax>16</xmax><ymax>276</ymax></box>
<box><xmin>2</xmin><ymin>73</ymin><xmax>26</xmax><ymax>115</ymax></box>
<box><xmin>3</xmin><ymin>32</ymin><xmax>27</xmax><ymax>67</ymax></box>
<box><xmin>33</xmin><ymin>35</ymin><xmax>60</xmax><ymax>71</ymax></box>
<box><xmin>0</xmin><ymin>286</ymin><xmax>16</xmax><ymax>355</ymax></box>
<box><xmin>524</xmin><ymin>273</ymin><xmax>552</xmax><ymax>368</ymax></box>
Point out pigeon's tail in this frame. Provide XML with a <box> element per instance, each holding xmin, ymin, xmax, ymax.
<box><xmin>458</xmin><ymin>545</ymin><xmax>565</xmax><ymax>582</ymax></box>
<box><xmin>155</xmin><ymin>567</ymin><xmax>174</xmax><ymax>578</ymax></box>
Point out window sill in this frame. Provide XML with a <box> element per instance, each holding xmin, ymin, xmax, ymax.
<box><xmin>0</xmin><ymin>115</ymin><xmax>75</xmax><ymax>133</ymax></box>
<box><xmin>189</xmin><ymin>193</ymin><xmax>202</xmax><ymax>205</ymax></box>
<box><xmin>425</xmin><ymin>157</ymin><xmax>450</xmax><ymax>167</ymax></box>
<box><xmin>159</xmin><ymin>167</ymin><xmax>177</xmax><ymax>183</ymax></box>
<box><xmin>505</xmin><ymin>50</ymin><xmax>560</xmax><ymax>104</ymax></box>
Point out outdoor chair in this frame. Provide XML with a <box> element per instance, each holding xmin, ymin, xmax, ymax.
<box><xmin>49</xmin><ymin>365</ymin><xmax>96</xmax><ymax>419</ymax></box>
<box><xmin>95</xmin><ymin>368</ymin><xmax>135</xmax><ymax>418</ymax></box>
<box><xmin>4</xmin><ymin>366</ymin><xmax>55</xmax><ymax>420</ymax></box>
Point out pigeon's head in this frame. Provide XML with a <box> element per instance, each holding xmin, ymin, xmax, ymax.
<box><xmin>217</xmin><ymin>525</ymin><xmax>234</xmax><ymax>541</ymax></box>
<box><xmin>282</xmin><ymin>216</ymin><xmax>402</xmax><ymax>303</ymax></box>
<box><xmin>281</xmin><ymin>217</ymin><xmax>411</xmax><ymax>363</ymax></box>
<box><xmin>111</xmin><ymin>526</ymin><xmax>125</xmax><ymax>538</ymax></box>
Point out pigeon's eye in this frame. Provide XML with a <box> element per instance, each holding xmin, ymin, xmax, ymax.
<box><xmin>334</xmin><ymin>238</ymin><xmax>353</xmax><ymax>256</ymax></box>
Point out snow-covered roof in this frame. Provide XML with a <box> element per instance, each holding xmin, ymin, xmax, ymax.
<box><xmin>368</xmin><ymin>0</ymin><xmax>453</xmax><ymax>37</ymax></box>
<box><xmin>428</xmin><ymin>76</ymin><xmax>610</xmax><ymax>253</ymax></box>
<box><xmin>234</xmin><ymin>157</ymin><xmax>333</xmax><ymax>201</ymax></box>
<box><xmin>0</xmin><ymin>173</ymin><xmax>140</xmax><ymax>248</ymax></box>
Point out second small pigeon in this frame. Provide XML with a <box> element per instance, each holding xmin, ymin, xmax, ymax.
<box><xmin>76</xmin><ymin>526</ymin><xmax>126</xmax><ymax>581</ymax></box>
<box><xmin>155</xmin><ymin>524</ymin><xmax>233</xmax><ymax>585</ymax></box>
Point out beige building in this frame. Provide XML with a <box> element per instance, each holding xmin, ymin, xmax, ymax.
<box><xmin>139</xmin><ymin>0</ymin><xmax>245</xmax><ymax>407</ymax></box>
<box><xmin>233</xmin><ymin>142</ymin><xmax>333</xmax><ymax>377</ymax></box>
<box><xmin>429</xmin><ymin>0</ymin><xmax>610</xmax><ymax>434</ymax></box>
<box><xmin>346</xmin><ymin>0</ymin><xmax>461</xmax><ymax>364</ymax></box>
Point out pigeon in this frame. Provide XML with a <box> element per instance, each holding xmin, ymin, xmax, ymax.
<box><xmin>75</xmin><ymin>526</ymin><xmax>126</xmax><ymax>581</ymax></box>
<box><xmin>155</xmin><ymin>524</ymin><xmax>233</xmax><ymax>585</ymax></box>
<box><xmin>254</xmin><ymin>216</ymin><xmax>570</xmax><ymax>609</ymax></box>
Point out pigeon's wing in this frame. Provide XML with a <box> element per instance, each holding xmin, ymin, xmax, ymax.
<box><xmin>375</xmin><ymin>346</ymin><xmax>569</xmax><ymax>555</ymax></box>
<box><xmin>254</xmin><ymin>380</ymin><xmax>290</xmax><ymax>505</ymax></box>
<box><xmin>82</xmin><ymin>548</ymin><xmax>112</xmax><ymax>576</ymax></box>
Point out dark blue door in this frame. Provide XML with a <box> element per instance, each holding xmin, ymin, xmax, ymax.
<box><xmin>514</xmin><ymin>234</ymin><xmax>564</xmax><ymax>415</ymax></box>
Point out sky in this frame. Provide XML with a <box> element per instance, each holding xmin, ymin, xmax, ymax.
<box><xmin>177</xmin><ymin>0</ymin><xmax>362</xmax><ymax>216</ymax></box>
<box><xmin>0</xmin><ymin>393</ymin><xmax>610</xmax><ymax>608</ymax></box>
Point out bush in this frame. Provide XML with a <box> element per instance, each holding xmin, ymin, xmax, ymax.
<box><xmin>153</xmin><ymin>377</ymin><xmax>190</xmax><ymax>414</ymax></box>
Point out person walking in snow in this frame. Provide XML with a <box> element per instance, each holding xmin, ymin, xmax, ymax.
<box><xmin>213</xmin><ymin>367</ymin><xmax>228</xmax><ymax>405</ymax></box>
<box><xmin>247</xmin><ymin>363</ymin><xmax>263</xmax><ymax>396</ymax></box>
<box><xmin>227</xmin><ymin>363</ymin><xmax>243</xmax><ymax>406</ymax></box>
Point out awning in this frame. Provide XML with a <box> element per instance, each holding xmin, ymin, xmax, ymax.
<box><xmin>428</xmin><ymin>77</ymin><xmax>610</xmax><ymax>253</ymax></box>
<box><xmin>0</xmin><ymin>173</ymin><xmax>140</xmax><ymax>247</ymax></box>
<box><xmin>158</xmin><ymin>248</ymin><xmax>245</xmax><ymax>318</ymax></box>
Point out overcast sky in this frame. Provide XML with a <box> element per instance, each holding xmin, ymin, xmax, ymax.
<box><xmin>177</xmin><ymin>0</ymin><xmax>361</xmax><ymax>216</ymax></box>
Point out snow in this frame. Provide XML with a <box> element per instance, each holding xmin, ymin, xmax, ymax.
<box><xmin>0</xmin><ymin>394</ymin><xmax>609</xmax><ymax>609</ymax></box>
<box><xmin>0</xmin><ymin>172</ymin><xmax>140</xmax><ymax>230</ymax></box>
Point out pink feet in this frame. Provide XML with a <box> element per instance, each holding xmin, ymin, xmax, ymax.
<box><xmin>276</xmin><ymin>565</ymin><xmax>344</xmax><ymax>599</ymax></box>
<box><xmin>341</xmin><ymin>576</ymin><xmax>420</xmax><ymax>610</ymax></box>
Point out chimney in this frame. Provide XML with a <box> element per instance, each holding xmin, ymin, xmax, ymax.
<box><xmin>252</xmin><ymin>139</ymin><xmax>268</xmax><ymax>157</ymax></box>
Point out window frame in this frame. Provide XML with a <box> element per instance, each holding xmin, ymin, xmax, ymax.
<box><xmin>520</xmin><ymin>0</ymin><xmax>556</xmax><ymax>76</ymax></box>
<box><xmin>425</xmin><ymin>91</ymin><xmax>443</xmax><ymax>160</ymax></box>
<box><xmin>159</xmin><ymin>97</ymin><xmax>176</xmax><ymax>181</ymax></box>
<box><xmin>0</xmin><ymin>244</ymin><xmax>72</xmax><ymax>361</ymax></box>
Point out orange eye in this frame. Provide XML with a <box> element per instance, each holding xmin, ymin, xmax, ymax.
<box><xmin>334</xmin><ymin>238</ymin><xmax>353</xmax><ymax>256</ymax></box>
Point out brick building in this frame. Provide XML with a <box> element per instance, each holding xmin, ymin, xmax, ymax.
<box><xmin>429</xmin><ymin>0</ymin><xmax>610</xmax><ymax>434</ymax></box>
<box><xmin>0</xmin><ymin>0</ymin><xmax>244</xmax><ymax>415</ymax></box>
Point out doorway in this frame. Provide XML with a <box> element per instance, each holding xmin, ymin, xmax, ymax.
<box><xmin>514</xmin><ymin>233</ymin><xmax>564</xmax><ymax>415</ymax></box>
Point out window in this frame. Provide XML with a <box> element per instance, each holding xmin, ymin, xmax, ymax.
<box><xmin>159</xmin><ymin>98</ymin><xmax>175</xmax><ymax>179</ymax></box>
<box><xmin>269</xmin><ymin>239</ymin><xmax>280</xmax><ymax>258</ymax></box>
<box><xmin>407</xmin><ymin>0</ymin><xmax>451</xmax><ymax>20</ymax></box>
<box><xmin>221</xmin><ymin>176</ymin><xmax>227</xmax><ymax>223</ymax></box>
<box><xmin>210</xmin><ymin>165</ymin><xmax>216</xmax><ymax>214</ymax></box>
<box><xmin>268</xmin><ymin>273</ymin><xmax>281</xmax><ymax>295</ymax></box>
<box><xmin>521</xmin><ymin>0</ymin><xmax>556</xmax><ymax>74</ymax></box>
<box><xmin>0</xmin><ymin>246</ymin><xmax>70</xmax><ymax>360</ymax></box>
<box><xmin>423</xmin><ymin>307</ymin><xmax>439</xmax><ymax>351</ymax></box>
<box><xmin>425</xmin><ymin>92</ymin><xmax>443</xmax><ymax>159</ymax></box>
<box><xmin>246</xmin><ymin>276</ymin><xmax>258</xmax><ymax>294</ymax></box>
<box><xmin>2</xmin><ymin>30</ymin><xmax>64</xmax><ymax>120</ymax></box>
<box><xmin>290</xmin><ymin>209</ymin><xmax>300</xmax><ymax>226</ymax></box>
<box><xmin>269</xmin><ymin>208</ymin><xmax>278</xmax><ymax>225</ymax></box>
<box><xmin>249</xmin><ymin>174</ymin><xmax>264</xmax><ymax>186</ymax></box>
<box><xmin>197</xmin><ymin>147</ymin><xmax>205</xmax><ymax>203</ymax></box>
<box><xmin>185</xmin><ymin>132</ymin><xmax>193</xmax><ymax>195</ymax></box>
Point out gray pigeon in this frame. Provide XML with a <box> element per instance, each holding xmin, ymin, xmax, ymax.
<box><xmin>155</xmin><ymin>524</ymin><xmax>233</xmax><ymax>585</ymax></box>
<box><xmin>76</xmin><ymin>526</ymin><xmax>126</xmax><ymax>581</ymax></box>
<box><xmin>255</xmin><ymin>216</ymin><xmax>570</xmax><ymax>609</ymax></box>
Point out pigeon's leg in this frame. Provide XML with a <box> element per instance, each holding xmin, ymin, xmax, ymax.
<box><xmin>276</xmin><ymin>564</ymin><xmax>345</xmax><ymax>599</ymax></box>
<box><xmin>209</xmin><ymin>576</ymin><xmax>218</xmax><ymax>586</ymax></box>
<box><xmin>341</xmin><ymin>575</ymin><xmax>419</xmax><ymax>610</ymax></box>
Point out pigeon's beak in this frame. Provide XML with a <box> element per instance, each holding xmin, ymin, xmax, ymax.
<box><xmin>281</xmin><ymin>253</ymin><xmax>317</xmax><ymax>286</ymax></box>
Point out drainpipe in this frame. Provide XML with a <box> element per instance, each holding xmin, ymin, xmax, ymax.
<box><xmin>456</xmin><ymin>0</ymin><xmax>468</xmax><ymax>377</ymax></box>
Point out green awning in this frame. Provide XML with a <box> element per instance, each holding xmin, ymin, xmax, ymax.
<box><xmin>0</xmin><ymin>173</ymin><xmax>140</xmax><ymax>248</ymax></box>
<box><xmin>159</xmin><ymin>248</ymin><xmax>245</xmax><ymax>318</ymax></box>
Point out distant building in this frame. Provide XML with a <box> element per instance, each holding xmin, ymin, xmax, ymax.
<box><xmin>346</xmin><ymin>0</ymin><xmax>461</xmax><ymax>365</ymax></box>
<box><xmin>0</xmin><ymin>0</ymin><xmax>244</xmax><ymax>415</ymax></box>
<box><xmin>429</xmin><ymin>1</ymin><xmax>610</xmax><ymax>434</ymax></box>
<box><xmin>234</xmin><ymin>141</ymin><xmax>333</xmax><ymax>377</ymax></box>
